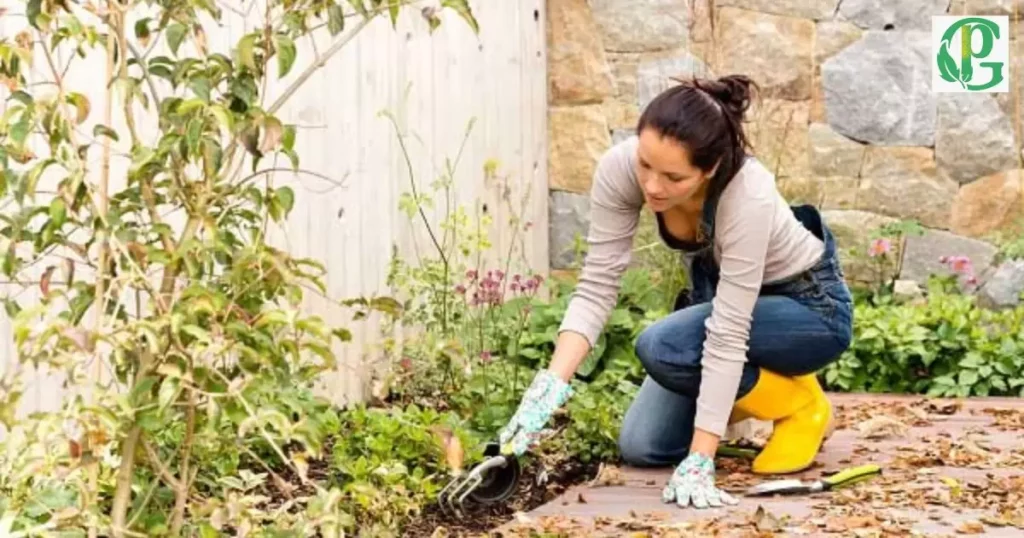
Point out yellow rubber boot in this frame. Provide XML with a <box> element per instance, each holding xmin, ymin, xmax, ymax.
<box><xmin>732</xmin><ymin>369</ymin><xmax>832</xmax><ymax>475</ymax></box>
<box><xmin>728</xmin><ymin>407</ymin><xmax>751</xmax><ymax>424</ymax></box>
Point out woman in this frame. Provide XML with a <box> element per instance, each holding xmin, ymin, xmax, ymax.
<box><xmin>497</xmin><ymin>74</ymin><xmax>853</xmax><ymax>510</ymax></box>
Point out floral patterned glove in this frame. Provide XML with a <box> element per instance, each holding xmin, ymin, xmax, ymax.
<box><xmin>498</xmin><ymin>370</ymin><xmax>573</xmax><ymax>456</ymax></box>
<box><xmin>662</xmin><ymin>452</ymin><xmax>739</xmax><ymax>509</ymax></box>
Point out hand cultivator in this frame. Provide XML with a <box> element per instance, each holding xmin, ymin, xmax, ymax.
<box><xmin>437</xmin><ymin>443</ymin><xmax>521</xmax><ymax>517</ymax></box>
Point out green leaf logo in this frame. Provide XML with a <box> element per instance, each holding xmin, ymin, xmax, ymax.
<box><xmin>937</xmin><ymin>38</ymin><xmax>965</xmax><ymax>89</ymax></box>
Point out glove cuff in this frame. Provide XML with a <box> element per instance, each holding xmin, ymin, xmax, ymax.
<box><xmin>526</xmin><ymin>369</ymin><xmax>574</xmax><ymax>409</ymax></box>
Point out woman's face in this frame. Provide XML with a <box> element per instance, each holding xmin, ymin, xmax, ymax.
<box><xmin>635</xmin><ymin>128</ymin><xmax>715</xmax><ymax>213</ymax></box>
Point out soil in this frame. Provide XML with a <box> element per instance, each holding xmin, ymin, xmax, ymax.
<box><xmin>402</xmin><ymin>456</ymin><xmax>602</xmax><ymax>537</ymax></box>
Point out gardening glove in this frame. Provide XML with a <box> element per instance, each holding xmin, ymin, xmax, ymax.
<box><xmin>498</xmin><ymin>369</ymin><xmax>573</xmax><ymax>457</ymax></box>
<box><xmin>662</xmin><ymin>452</ymin><xmax>739</xmax><ymax>509</ymax></box>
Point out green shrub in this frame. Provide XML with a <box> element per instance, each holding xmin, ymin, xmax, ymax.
<box><xmin>824</xmin><ymin>277</ymin><xmax>1024</xmax><ymax>398</ymax></box>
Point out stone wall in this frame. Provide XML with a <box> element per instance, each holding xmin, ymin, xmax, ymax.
<box><xmin>546</xmin><ymin>0</ymin><xmax>1024</xmax><ymax>307</ymax></box>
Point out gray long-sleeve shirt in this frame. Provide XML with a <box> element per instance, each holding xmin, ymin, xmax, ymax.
<box><xmin>558</xmin><ymin>135</ymin><xmax>825</xmax><ymax>437</ymax></box>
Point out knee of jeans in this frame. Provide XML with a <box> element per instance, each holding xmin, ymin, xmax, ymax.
<box><xmin>835</xmin><ymin>320</ymin><xmax>853</xmax><ymax>353</ymax></box>
<box><xmin>635</xmin><ymin>321</ymin><xmax>702</xmax><ymax>372</ymax></box>
<box><xmin>617</xmin><ymin>424</ymin><xmax>662</xmax><ymax>467</ymax></box>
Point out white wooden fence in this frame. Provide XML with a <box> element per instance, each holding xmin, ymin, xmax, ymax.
<box><xmin>0</xmin><ymin>0</ymin><xmax>549</xmax><ymax>420</ymax></box>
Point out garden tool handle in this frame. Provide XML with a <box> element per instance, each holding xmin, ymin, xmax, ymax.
<box><xmin>822</xmin><ymin>464</ymin><xmax>882</xmax><ymax>490</ymax></box>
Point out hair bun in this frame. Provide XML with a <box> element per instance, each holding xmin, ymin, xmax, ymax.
<box><xmin>712</xmin><ymin>74</ymin><xmax>755</xmax><ymax>114</ymax></box>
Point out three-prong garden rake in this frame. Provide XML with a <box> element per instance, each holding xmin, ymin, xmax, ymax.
<box><xmin>437</xmin><ymin>443</ymin><xmax>521</xmax><ymax>517</ymax></box>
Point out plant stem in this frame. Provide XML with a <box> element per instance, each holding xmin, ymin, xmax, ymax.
<box><xmin>385</xmin><ymin>113</ymin><xmax>450</xmax><ymax>336</ymax></box>
<box><xmin>170</xmin><ymin>374</ymin><xmax>197</xmax><ymax>536</ymax></box>
<box><xmin>92</xmin><ymin>7</ymin><xmax>116</xmax><ymax>537</ymax></box>
<box><xmin>110</xmin><ymin>424</ymin><xmax>141</xmax><ymax>538</ymax></box>
<box><xmin>111</xmin><ymin>214</ymin><xmax>200</xmax><ymax>535</ymax></box>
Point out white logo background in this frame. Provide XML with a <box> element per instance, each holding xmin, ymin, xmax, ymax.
<box><xmin>932</xmin><ymin>15</ymin><xmax>1010</xmax><ymax>93</ymax></box>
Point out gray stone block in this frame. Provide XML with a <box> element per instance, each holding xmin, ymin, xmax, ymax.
<box><xmin>549</xmin><ymin>191</ymin><xmax>591</xmax><ymax>270</ymax></box>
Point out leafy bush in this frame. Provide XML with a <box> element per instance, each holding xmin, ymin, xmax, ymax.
<box><xmin>0</xmin><ymin>1</ymin><xmax>478</xmax><ymax>536</ymax></box>
<box><xmin>824</xmin><ymin>276</ymin><xmax>1024</xmax><ymax>398</ymax></box>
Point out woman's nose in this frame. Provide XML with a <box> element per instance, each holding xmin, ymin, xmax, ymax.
<box><xmin>644</xmin><ymin>179</ymin><xmax>663</xmax><ymax>197</ymax></box>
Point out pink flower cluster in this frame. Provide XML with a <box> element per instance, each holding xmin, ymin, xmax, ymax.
<box><xmin>453</xmin><ymin>269</ymin><xmax>544</xmax><ymax>306</ymax></box>
<box><xmin>868</xmin><ymin>237</ymin><xmax>892</xmax><ymax>257</ymax></box>
<box><xmin>939</xmin><ymin>255</ymin><xmax>978</xmax><ymax>285</ymax></box>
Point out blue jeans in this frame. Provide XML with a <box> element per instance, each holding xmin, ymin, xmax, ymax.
<box><xmin>618</xmin><ymin>205</ymin><xmax>853</xmax><ymax>467</ymax></box>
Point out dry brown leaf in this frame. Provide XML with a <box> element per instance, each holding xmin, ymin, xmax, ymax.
<box><xmin>589</xmin><ymin>463</ymin><xmax>626</xmax><ymax>487</ymax></box>
<box><xmin>40</xmin><ymin>265</ymin><xmax>54</xmax><ymax>295</ymax></box>
<box><xmin>428</xmin><ymin>426</ymin><xmax>464</xmax><ymax>474</ymax></box>
<box><xmin>271</xmin><ymin>473</ymin><xmax>296</xmax><ymax>498</ymax></box>
<box><xmin>750</xmin><ymin>505</ymin><xmax>785</xmax><ymax>532</ymax></box>
<box><xmin>956</xmin><ymin>520</ymin><xmax>985</xmax><ymax>534</ymax></box>
<box><xmin>856</xmin><ymin>415</ymin><xmax>909</xmax><ymax>439</ymax></box>
<box><xmin>194</xmin><ymin>24</ymin><xmax>208</xmax><ymax>56</ymax></box>
<box><xmin>927</xmin><ymin>401</ymin><xmax>963</xmax><ymax>415</ymax></box>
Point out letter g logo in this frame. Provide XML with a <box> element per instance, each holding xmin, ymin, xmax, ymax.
<box><xmin>933</xmin><ymin>16</ymin><xmax>1009</xmax><ymax>93</ymax></box>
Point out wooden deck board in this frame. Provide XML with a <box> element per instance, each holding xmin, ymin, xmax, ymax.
<box><xmin>492</xmin><ymin>393</ymin><xmax>1024</xmax><ymax>537</ymax></box>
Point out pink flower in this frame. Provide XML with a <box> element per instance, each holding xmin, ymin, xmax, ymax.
<box><xmin>868</xmin><ymin>238</ymin><xmax>891</xmax><ymax>257</ymax></box>
<box><xmin>940</xmin><ymin>255</ymin><xmax>979</xmax><ymax>287</ymax></box>
<box><xmin>940</xmin><ymin>255</ymin><xmax>974</xmax><ymax>275</ymax></box>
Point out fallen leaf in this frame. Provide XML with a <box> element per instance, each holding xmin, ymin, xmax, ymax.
<box><xmin>429</xmin><ymin>426</ymin><xmax>464</xmax><ymax>474</ymax></box>
<box><xmin>589</xmin><ymin>463</ymin><xmax>625</xmax><ymax>487</ymax></box>
<box><xmin>956</xmin><ymin>521</ymin><xmax>985</xmax><ymax>534</ymax></box>
<box><xmin>941</xmin><ymin>476</ymin><xmax>962</xmax><ymax>498</ymax></box>
<box><xmin>856</xmin><ymin>415</ymin><xmax>909</xmax><ymax>439</ymax></box>
<box><xmin>751</xmin><ymin>505</ymin><xmax>785</xmax><ymax>532</ymax></box>
<box><xmin>928</xmin><ymin>401</ymin><xmax>962</xmax><ymax>415</ymax></box>
<box><xmin>292</xmin><ymin>453</ymin><xmax>308</xmax><ymax>482</ymax></box>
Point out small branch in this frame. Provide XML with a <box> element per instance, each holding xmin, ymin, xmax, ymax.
<box><xmin>209</xmin><ymin>368</ymin><xmax>313</xmax><ymax>488</ymax></box>
<box><xmin>216</xmin><ymin>0</ymin><xmax>248</xmax><ymax>18</ymax></box>
<box><xmin>110</xmin><ymin>425</ymin><xmax>142</xmax><ymax>538</ymax></box>
<box><xmin>384</xmin><ymin>112</ymin><xmax>448</xmax><ymax>268</ymax></box>
<box><xmin>170</xmin><ymin>380</ymin><xmax>197</xmax><ymax>536</ymax></box>
<box><xmin>234</xmin><ymin>166</ymin><xmax>349</xmax><ymax>190</ymax></box>
<box><xmin>125</xmin><ymin>479</ymin><xmax>161</xmax><ymax>530</ymax></box>
<box><xmin>267</xmin><ymin>14</ymin><xmax>375</xmax><ymax>116</ymax></box>
<box><xmin>240</xmin><ymin>445</ymin><xmax>296</xmax><ymax>500</ymax></box>
<box><xmin>115</xmin><ymin>20</ymin><xmax>141</xmax><ymax>145</ymax></box>
<box><xmin>142</xmin><ymin>441</ymin><xmax>182</xmax><ymax>490</ymax></box>
<box><xmin>125</xmin><ymin>40</ymin><xmax>161</xmax><ymax>115</ymax></box>
<box><xmin>93</xmin><ymin>8</ymin><xmax>117</xmax><ymax>536</ymax></box>
<box><xmin>221</xmin><ymin>5</ymin><xmax>381</xmax><ymax>184</ymax></box>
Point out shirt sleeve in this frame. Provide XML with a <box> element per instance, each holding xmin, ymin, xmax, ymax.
<box><xmin>557</xmin><ymin>138</ymin><xmax>643</xmax><ymax>349</ymax></box>
<box><xmin>692</xmin><ymin>181</ymin><xmax>775</xmax><ymax>437</ymax></box>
